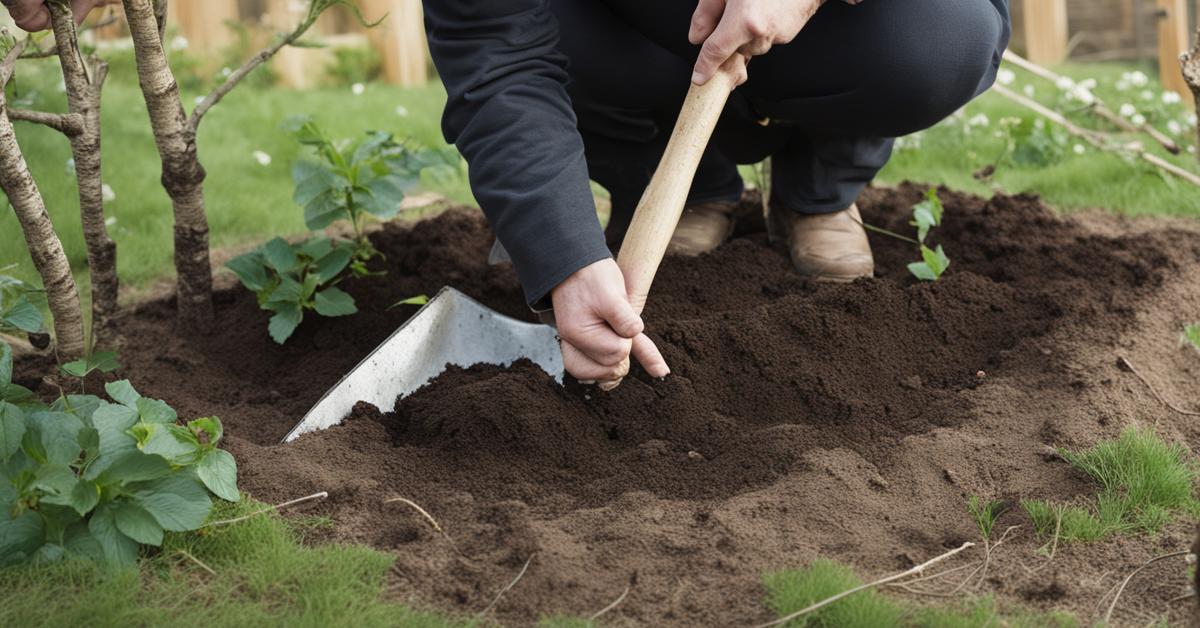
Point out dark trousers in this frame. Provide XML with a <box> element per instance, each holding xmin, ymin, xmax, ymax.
<box><xmin>550</xmin><ymin>0</ymin><xmax>1011</xmax><ymax>244</ymax></box>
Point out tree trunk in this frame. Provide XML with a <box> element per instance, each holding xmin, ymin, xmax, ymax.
<box><xmin>1183</xmin><ymin>29</ymin><xmax>1200</xmax><ymax>164</ymax></box>
<box><xmin>0</xmin><ymin>105</ymin><xmax>86</xmax><ymax>359</ymax></box>
<box><xmin>122</xmin><ymin>0</ymin><xmax>214</xmax><ymax>331</ymax></box>
<box><xmin>48</xmin><ymin>2</ymin><xmax>119</xmax><ymax>338</ymax></box>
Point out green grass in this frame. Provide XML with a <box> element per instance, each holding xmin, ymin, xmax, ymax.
<box><xmin>1022</xmin><ymin>427</ymin><xmax>1199</xmax><ymax>543</ymax></box>
<box><xmin>965</xmin><ymin>496</ymin><xmax>1007</xmax><ymax>541</ymax></box>
<box><xmin>764</xmin><ymin>559</ymin><xmax>1078</xmax><ymax>627</ymax></box>
<box><xmin>0</xmin><ymin>498</ymin><xmax>471</xmax><ymax>628</ymax></box>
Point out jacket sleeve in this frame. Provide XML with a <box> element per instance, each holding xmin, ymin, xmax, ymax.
<box><xmin>423</xmin><ymin>0</ymin><xmax>612</xmax><ymax>308</ymax></box>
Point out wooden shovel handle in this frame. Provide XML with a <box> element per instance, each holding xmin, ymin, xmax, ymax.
<box><xmin>617</xmin><ymin>60</ymin><xmax>740</xmax><ymax>313</ymax></box>
<box><xmin>597</xmin><ymin>60</ymin><xmax>740</xmax><ymax>391</ymax></box>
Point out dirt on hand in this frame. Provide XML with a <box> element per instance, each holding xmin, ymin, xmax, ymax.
<box><xmin>22</xmin><ymin>183</ymin><xmax>1200</xmax><ymax>626</ymax></box>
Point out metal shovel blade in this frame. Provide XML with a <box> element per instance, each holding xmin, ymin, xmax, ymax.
<box><xmin>282</xmin><ymin>286</ymin><xmax>563</xmax><ymax>443</ymax></box>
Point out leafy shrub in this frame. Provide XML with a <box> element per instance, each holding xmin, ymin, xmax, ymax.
<box><xmin>324</xmin><ymin>45</ymin><xmax>383</xmax><ymax>86</ymax></box>
<box><xmin>0</xmin><ymin>341</ymin><xmax>238</xmax><ymax>568</ymax></box>
<box><xmin>228</xmin><ymin>117</ymin><xmax>457</xmax><ymax>343</ymax></box>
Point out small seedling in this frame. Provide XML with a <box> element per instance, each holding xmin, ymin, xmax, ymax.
<box><xmin>907</xmin><ymin>189</ymin><xmax>951</xmax><ymax>282</ymax></box>
<box><xmin>227</xmin><ymin>237</ymin><xmax>359</xmax><ymax>344</ymax></box>
<box><xmin>1181</xmin><ymin>323</ymin><xmax>1200</xmax><ymax>353</ymax></box>
<box><xmin>388</xmin><ymin>295</ymin><xmax>429</xmax><ymax>310</ymax></box>
<box><xmin>967</xmin><ymin>496</ymin><xmax>1008</xmax><ymax>540</ymax></box>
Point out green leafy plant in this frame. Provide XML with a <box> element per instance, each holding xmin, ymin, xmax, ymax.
<box><xmin>228</xmin><ymin>118</ymin><xmax>457</xmax><ymax>344</ymax></box>
<box><xmin>227</xmin><ymin>237</ymin><xmax>360</xmax><ymax>344</ymax></box>
<box><xmin>967</xmin><ymin>496</ymin><xmax>1008</xmax><ymax>541</ymax></box>
<box><xmin>0</xmin><ymin>340</ymin><xmax>238</xmax><ymax>568</ymax></box>
<box><xmin>0</xmin><ymin>275</ymin><xmax>45</xmax><ymax>337</ymax></box>
<box><xmin>1181</xmin><ymin>323</ymin><xmax>1200</xmax><ymax>353</ymax></box>
<box><xmin>59</xmin><ymin>350</ymin><xmax>120</xmax><ymax>380</ymax></box>
<box><xmin>907</xmin><ymin>189</ymin><xmax>950</xmax><ymax>281</ymax></box>
<box><xmin>324</xmin><ymin>44</ymin><xmax>382</xmax><ymax>86</ymax></box>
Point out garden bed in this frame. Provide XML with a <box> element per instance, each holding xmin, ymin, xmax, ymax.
<box><xmin>17</xmin><ymin>183</ymin><xmax>1200</xmax><ymax>626</ymax></box>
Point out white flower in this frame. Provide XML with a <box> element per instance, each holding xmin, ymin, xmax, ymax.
<box><xmin>351</xmin><ymin>83</ymin><xmax>365</xmax><ymax>96</ymax></box>
<box><xmin>170</xmin><ymin>36</ymin><xmax>189</xmax><ymax>51</ymax></box>
<box><xmin>1162</xmin><ymin>91</ymin><xmax>1182</xmax><ymax>105</ymax></box>
<box><xmin>104</xmin><ymin>216</ymin><xmax>117</xmax><ymax>228</ymax></box>
<box><xmin>65</xmin><ymin>158</ymin><xmax>75</xmax><ymax>175</ymax></box>
<box><xmin>1079</xmin><ymin>78</ymin><xmax>1097</xmax><ymax>90</ymax></box>
<box><xmin>1190</xmin><ymin>146</ymin><xmax>1197</xmax><ymax>155</ymax></box>
<box><xmin>968</xmin><ymin>113</ymin><xmax>990</xmax><ymax>128</ymax></box>
<box><xmin>394</xmin><ymin>105</ymin><xmax>409</xmax><ymax>117</ymax></box>
<box><xmin>997</xmin><ymin>68</ymin><xmax>1016</xmax><ymax>85</ymax></box>
<box><xmin>1131</xmin><ymin>114</ymin><xmax>1147</xmax><ymax>126</ymax></box>
<box><xmin>1168</xmin><ymin>120</ymin><xmax>1183</xmax><ymax>136</ymax></box>
<box><xmin>1140</xmin><ymin>90</ymin><xmax>1154</xmax><ymax>101</ymax></box>
<box><xmin>220</xmin><ymin>67</ymin><xmax>232</xmax><ymax>78</ymax></box>
<box><xmin>1115</xmin><ymin>79</ymin><xmax>1131</xmax><ymax>92</ymax></box>
<box><xmin>1130</xmin><ymin>71</ymin><xmax>1149</xmax><ymax>87</ymax></box>
<box><xmin>194</xmin><ymin>95</ymin><xmax>205</xmax><ymax>106</ymax></box>
<box><xmin>1119</xmin><ymin>103</ymin><xmax>1137</xmax><ymax>118</ymax></box>
<box><xmin>252</xmin><ymin>150</ymin><xmax>272</xmax><ymax>166</ymax></box>
<box><xmin>1073</xmin><ymin>144</ymin><xmax>1085</xmax><ymax>155</ymax></box>
<box><xmin>1055</xmin><ymin>76</ymin><xmax>1075</xmax><ymax>91</ymax></box>
<box><xmin>1068</xmin><ymin>85</ymin><xmax>1095</xmax><ymax>105</ymax></box>
<box><xmin>1186</xmin><ymin>114</ymin><xmax>1198</xmax><ymax>128</ymax></box>
<box><xmin>101</xmin><ymin>184</ymin><xmax>115</xmax><ymax>203</ymax></box>
<box><xmin>1023</xmin><ymin>84</ymin><xmax>1036</xmax><ymax>97</ymax></box>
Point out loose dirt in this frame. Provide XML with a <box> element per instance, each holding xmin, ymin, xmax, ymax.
<box><xmin>17</xmin><ymin>184</ymin><xmax>1200</xmax><ymax>626</ymax></box>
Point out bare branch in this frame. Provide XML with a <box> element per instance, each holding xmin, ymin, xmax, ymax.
<box><xmin>1</xmin><ymin>38</ymin><xmax>31</xmax><ymax>84</ymax></box>
<box><xmin>7</xmin><ymin>108</ymin><xmax>84</xmax><ymax>135</ymax></box>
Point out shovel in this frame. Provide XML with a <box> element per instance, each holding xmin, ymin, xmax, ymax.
<box><xmin>283</xmin><ymin>61</ymin><xmax>741</xmax><ymax>443</ymax></box>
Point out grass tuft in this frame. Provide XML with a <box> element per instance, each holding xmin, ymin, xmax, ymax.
<box><xmin>1023</xmin><ymin>427</ymin><xmax>1198</xmax><ymax>543</ymax></box>
<box><xmin>966</xmin><ymin>496</ymin><xmax>1007</xmax><ymax>540</ymax></box>
<box><xmin>0</xmin><ymin>498</ymin><xmax>471</xmax><ymax>628</ymax></box>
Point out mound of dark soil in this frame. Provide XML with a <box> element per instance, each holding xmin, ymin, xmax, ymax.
<box><xmin>18</xmin><ymin>184</ymin><xmax>1200</xmax><ymax>626</ymax></box>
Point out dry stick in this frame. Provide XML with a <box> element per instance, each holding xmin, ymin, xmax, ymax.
<box><xmin>991</xmin><ymin>84</ymin><xmax>1200</xmax><ymax>188</ymax></box>
<box><xmin>381</xmin><ymin>496</ymin><xmax>466</xmax><ymax>558</ymax></box>
<box><xmin>752</xmin><ymin>542</ymin><xmax>975</xmax><ymax>628</ymax></box>
<box><xmin>1101</xmin><ymin>550</ymin><xmax>1191</xmax><ymax>624</ymax></box>
<box><xmin>1119</xmin><ymin>356</ymin><xmax>1200</xmax><ymax>417</ymax></box>
<box><xmin>176</xmin><ymin>548</ymin><xmax>217</xmax><ymax>576</ymax></box>
<box><xmin>206</xmin><ymin>491</ymin><xmax>329</xmax><ymax>528</ymax></box>
<box><xmin>970</xmin><ymin>525</ymin><xmax>1020</xmax><ymax>592</ymax></box>
<box><xmin>479</xmin><ymin>554</ymin><xmax>535</xmax><ymax>616</ymax></box>
<box><xmin>589</xmin><ymin>585</ymin><xmax>631</xmax><ymax>621</ymax></box>
<box><xmin>1001</xmin><ymin>50</ymin><xmax>1182</xmax><ymax>154</ymax></box>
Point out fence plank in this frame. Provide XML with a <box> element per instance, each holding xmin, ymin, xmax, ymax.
<box><xmin>172</xmin><ymin>0</ymin><xmax>239</xmax><ymax>52</ymax></box>
<box><xmin>1158</xmin><ymin>0</ymin><xmax>1191</xmax><ymax>95</ymax></box>
<box><xmin>360</xmin><ymin>0</ymin><xmax>428</xmax><ymax>86</ymax></box>
<box><xmin>1023</xmin><ymin>0</ymin><xmax>1069</xmax><ymax>64</ymax></box>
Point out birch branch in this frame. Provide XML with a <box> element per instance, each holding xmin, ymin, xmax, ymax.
<box><xmin>6</xmin><ymin>108</ymin><xmax>84</xmax><ymax>135</ymax></box>
<box><xmin>992</xmin><ymin>84</ymin><xmax>1200</xmax><ymax>188</ymax></box>
<box><xmin>1182</xmin><ymin>27</ymin><xmax>1200</xmax><ymax>164</ymax></box>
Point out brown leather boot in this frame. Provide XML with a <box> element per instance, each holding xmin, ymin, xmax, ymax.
<box><xmin>666</xmin><ymin>201</ymin><xmax>735</xmax><ymax>256</ymax></box>
<box><xmin>768</xmin><ymin>200</ymin><xmax>874</xmax><ymax>282</ymax></box>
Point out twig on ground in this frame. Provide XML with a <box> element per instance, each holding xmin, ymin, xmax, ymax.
<box><xmin>206</xmin><ymin>491</ymin><xmax>329</xmax><ymax>527</ymax></box>
<box><xmin>1001</xmin><ymin>50</ymin><xmax>1182</xmax><ymax>154</ymax></box>
<box><xmin>971</xmin><ymin>525</ymin><xmax>1020</xmax><ymax>592</ymax></box>
<box><xmin>480</xmin><ymin>554</ymin><xmax>535</xmax><ymax>616</ymax></box>
<box><xmin>1119</xmin><ymin>356</ymin><xmax>1200</xmax><ymax>418</ymax></box>
<box><xmin>382</xmin><ymin>496</ymin><xmax>467</xmax><ymax>558</ymax></box>
<box><xmin>992</xmin><ymin>85</ymin><xmax>1200</xmax><ymax>188</ymax></box>
<box><xmin>176</xmin><ymin>549</ymin><xmax>217</xmax><ymax>576</ymax></box>
<box><xmin>1167</xmin><ymin>591</ymin><xmax>1195</xmax><ymax>604</ymax></box>
<box><xmin>1100</xmin><ymin>550</ymin><xmax>1191</xmax><ymax>624</ymax></box>
<box><xmin>589</xmin><ymin>585</ymin><xmax>631</xmax><ymax>620</ymax></box>
<box><xmin>883</xmin><ymin>560</ymin><xmax>979</xmax><ymax>588</ymax></box>
<box><xmin>752</xmin><ymin>542</ymin><xmax>975</xmax><ymax>628</ymax></box>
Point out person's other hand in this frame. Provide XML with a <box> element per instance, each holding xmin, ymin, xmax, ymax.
<box><xmin>3</xmin><ymin>0</ymin><xmax>113</xmax><ymax>32</ymax></box>
<box><xmin>551</xmin><ymin>258</ymin><xmax>670</xmax><ymax>384</ymax></box>
<box><xmin>689</xmin><ymin>0</ymin><xmax>827</xmax><ymax>85</ymax></box>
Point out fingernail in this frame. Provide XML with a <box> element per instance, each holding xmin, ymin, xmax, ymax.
<box><xmin>691</xmin><ymin>71</ymin><xmax>705</xmax><ymax>85</ymax></box>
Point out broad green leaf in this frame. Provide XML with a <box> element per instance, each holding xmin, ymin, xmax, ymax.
<box><xmin>388</xmin><ymin>295</ymin><xmax>429</xmax><ymax>310</ymax></box>
<box><xmin>297</xmin><ymin>236</ymin><xmax>334</xmax><ymax>261</ymax></box>
<box><xmin>266</xmin><ymin>276</ymin><xmax>303</xmax><ymax>308</ymax></box>
<box><xmin>0</xmin><ymin>401</ymin><xmax>24</xmax><ymax>462</ymax></box>
<box><xmin>32</xmin><ymin>464</ymin><xmax>77</xmax><ymax>497</ymax></box>
<box><xmin>268</xmin><ymin>305</ymin><xmax>303</xmax><ymax>345</ymax></box>
<box><xmin>282</xmin><ymin>115</ymin><xmax>324</xmax><ymax>145</ymax></box>
<box><xmin>67</xmin><ymin>480</ymin><xmax>99</xmax><ymax>516</ymax></box>
<box><xmin>59</xmin><ymin>359</ymin><xmax>89</xmax><ymax>377</ymax></box>
<box><xmin>54</xmin><ymin>394</ymin><xmax>101</xmax><ymax>421</ymax></box>
<box><xmin>292</xmin><ymin>161</ymin><xmax>338</xmax><ymax>206</ymax></box>
<box><xmin>114</xmin><ymin>500</ymin><xmax>164</xmax><ymax>546</ymax></box>
<box><xmin>98</xmin><ymin>451</ymin><xmax>172</xmax><ymax>484</ymax></box>
<box><xmin>63</xmin><ymin>521</ymin><xmax>103</xmax><ymax>562</ymax></box>
<box><xmin>31</xmin><ymin>543</ymin><xmax>64</xmax><ymax>563</ymax></box>
<box><xmin>356</xmin><ymin>174</ymin><xmax>407</xmax><ymax>219</ymax></box>
<box><xmin>3</xmin><ymin>383</ymin><xmax>33</xmax><ymax>405</ymax></box>
<box><xmin>908</xmin><ymin>261</ymin><xmax>937</xmax><ymax>282</ymax></box>
<box><xmin>304</xmin><ymin>191</ymin><xmax>345</xmax><ymax>231</ymax></box>
<box><xmin>0</xmin><ymin>510</ymin><xmax>45</xmax><ymax>567</ymax></box>
<box><xmin>0</xmin><ymin>341</ymin><xmax>10</xmax><ymax>391</ymax></box>
<box><xmin>352</xmin><ymin>130</ymin><xmax>394</xmax><ymax>164</ymax></box>
<box><xmin>88</xmin><ymin>502</ymin><xmax>139</xmax><ymax>567</ymax></box>
<box><xmin>91</xmin><ymin>402</ymin><xmax>138</xmax><ymax>449</ymax></box>
<box><xmin>313</xmin><ymin>246</ymin><xmax>353</xmax><ymax>284</ymax></box>
<box><xmin>300</xmin><ymin>273</ymin><xmax>321</xmax><ymax>302</ymax></box>
<box><xmin>188</xmin><ymin>417</ymin><xmax>223</xmax><ymax>445</ymax></box>
<box><xmin>141</xmin><ymin>425</ymin><xmax>199</xmax><ymax>464</ymax></box>
<box><xmin>135</xmin><ymin>397</ymin><xmax>177</xmax><ymax>424</ymax></box>
<box><xmin>129</xmin><ymin>474</ymin><xmax>212</xmax><ymax>532</ymax></box>
<box><xmin>2</xmin><ymin>299</ymin><xmax>42</xmax><ymax>333</ymax></box>
<box><xmin>105</xmin><ymin>380</ymin><xmax>141</xmax><ymax>408</ymax></box>
<box><xmin>29</xmin><ymin>411</ymin><xmax>84</xmax><ymax>465</ymax></box>
<box><xmin>196</xmin><ymin>449</ymin><xmax>239</xmax><ymax>502</ymax></box>
<box><xmin>263</xmin><ymin>238</ymin><xmax>300</xmax><ymax>274</ymax></box>
<box><xmin>89</xmin><ymin>351</ymin><xmax>120</xmax><ymax>373</ymax></box>
<box><xmin>226</xmin><ymin>252</ymin><xmax>270</xmax><ymax>292</ymax></box>
<box><xmin>314</xmin><ymin>287</ymin><xmax>357</xmax><ymax>317</ymax></box>
<box><xmin>923</xmin><ymin>244</ymin><xmax>950</xmax><ymax>276</ymax></box>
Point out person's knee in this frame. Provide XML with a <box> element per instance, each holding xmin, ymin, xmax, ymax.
<box><xmin>869</xmin><ymin>0</ymin><xmax>1006</xmax><ymax>136</ymax></box>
